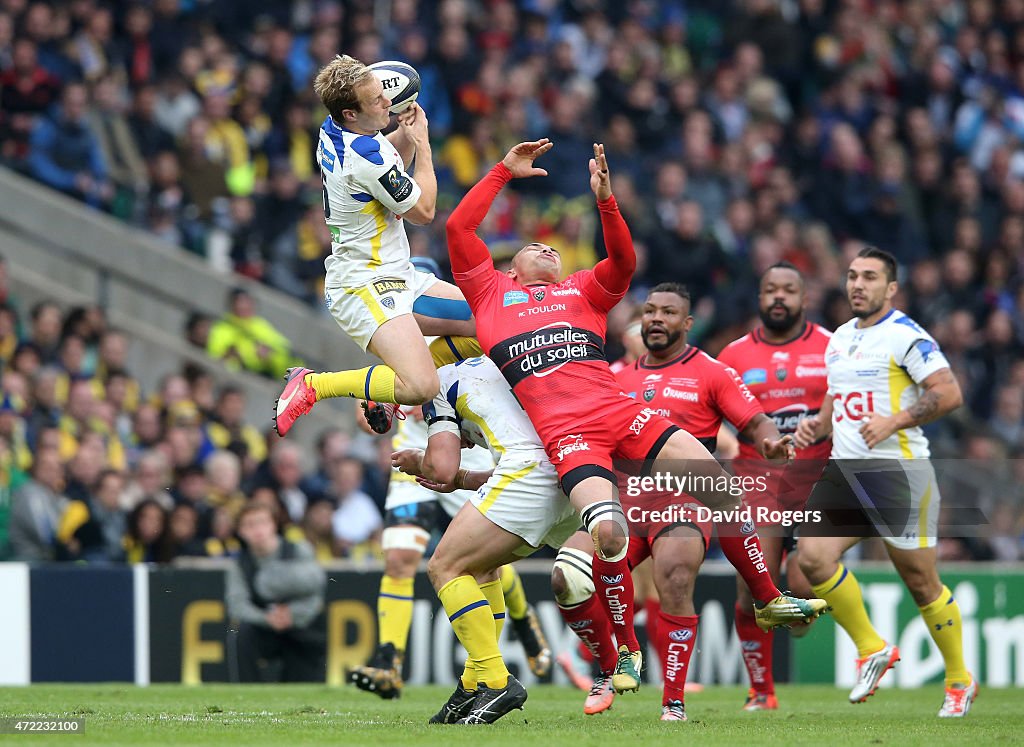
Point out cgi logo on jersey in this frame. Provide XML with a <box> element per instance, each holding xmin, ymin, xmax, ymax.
<box><xmin>555</xmin><ymin>434</ymin><xmax>591</xmax><ymax>462</ymax></box>
<box><xmin>834</xmin><ymin>391</ymin><xmax>875</xmax><ymax>422</ymax></box>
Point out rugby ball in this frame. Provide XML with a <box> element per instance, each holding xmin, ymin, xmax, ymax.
<box><xmin>369</xmin><ymin>60</ymin><xmax>420</xmax><ymax>114</ymax></box>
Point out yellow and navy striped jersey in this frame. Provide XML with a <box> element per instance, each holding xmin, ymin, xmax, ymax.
<box><xmin>427</xmin><ymin>357</ymin><xmax>546</xmax><ymax>463</ymax></box>
<box><xmin>826</xmin><ymin>309</ymin><xmax>950</xmax><ymax>459</ymax></box>
<box><xmin>316</xmin><ymin>117</ymin><xmax>421</xmax><ymax>287</ymax></box>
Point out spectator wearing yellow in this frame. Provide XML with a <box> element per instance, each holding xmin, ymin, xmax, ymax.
<box><xmin>58</xmin><ymin>379</ymin><xmax>126</xmax><ymax>470</ymax></box>
<box><xmin>207</xmin><ymin>288</ymin><xmax>294</xmax><ymax>378</ymax></box>
<box><xmin>202</xmin><ymin>91</ymin><xmax>253</xmax><ymax>196</ymax></box>
<box><xmin>206</xmin><ymin>385</ymin><xmax>266</xmax><ymax>471</ymax></box>
<box><xmin>56</xmin><ymin>468</ymin><xmax>127</xmax><ymax>561</ymax></box>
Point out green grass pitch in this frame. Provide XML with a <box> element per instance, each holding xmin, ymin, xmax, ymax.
<box><xmin>0</xmin><ymin>684</ymin><xmax>1017</xmax><ymax>746</ymax></box>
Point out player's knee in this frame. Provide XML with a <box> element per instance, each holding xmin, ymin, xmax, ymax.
<box><xmin>657</xmin><ymin>561</ymin><xmax>696</xmax><ymax>604</ymax></box>
<box><xmin>594</xmin><ymin>522</ymin><xmax>627</xmax><ymax>561</ymax></box>
<box><xmin>383</xmin><ymin>546</ymin><xmax>423</xmax><ymax>578</ymax></box>
<box><xmin>552</xmin><ymin>548</ymin><xmax>595</xmax><ymax>607</ymax></box>
<box><xmin>580</xmin><ymin>499</ymin><xmax>629</xmax><ymax>562</ymax></box>
<box><xmin>382</xmin><ymin>527</ymin><xmax>429</xmax><ymax>570</ymax></box>
<box><xmin>797</xmin><ymin>546</ymin><xmax>832</xmax><ymax>584</ymax></box>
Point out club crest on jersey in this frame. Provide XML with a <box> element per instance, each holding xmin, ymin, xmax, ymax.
<box><xmin>372</xmin><ymin>278</ymin><xmax>408</xmax><ymax>295</ymax></box>
<box><xmin>381</xmin><ymin>297</ymin><xmax>395</xmax><ymax>310</ymax></box>
<box><xmin>643</xmin><ymin>384</ymin><xmax>656</xmax><ymax>402</ymax></box>
<box><xmin>775</xmin><ymin>367</ymin><xmax>788</xmax><ymax>381</ymax></box>
<box><xmin>532</xmin><ymin>288</ymin><xmax>546</xmax><ymax>302</ymax></box>
<box><xmin>503</xmin><ymin>290</ymin><xmax>529</xmax><ymax>306</ymax></box>
<box><xmin>848</xmin><ymin>344</ymin><xmax>858</xmax><ymax>355</ymax></box>
<box><xmin>669</xmin><ymin>629</ymin><xmax>693</xmax><ymax>642</ymax></box>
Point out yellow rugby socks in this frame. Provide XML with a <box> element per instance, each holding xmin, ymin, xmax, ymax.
<box><xmin>811</xmin><ymin>564</ymin><xmax>886</xmax><ymax>657</ymax></box>
<box><xmin>377</xmin><ymin>576</ymin><xmax>415</xmax><ymax>654</ymax></box>
<box><xmin>429</xmin><ymin>336</ymin><xmax>483</xmax><ymax>367</ymax></box>
<box><xmin>480</xmin><ymin>578</ymin><xmax>507</xmax><ymax>639</ymax></box>
<box><xmin>919</xmin><ymin>586</ymin><xmax>969</xmax><ymax>687</ymax></box>
<box><xmin>306</xmin><ymin>365</ymin><xmax>396</xmax><ymax>402</ymax></box>
<box><xmin>439</xmin><ymin>575</ymin><xmax>509</xmax><ymax>691</ymax></box>
<box><xmin>456</xmin><ymin>577</ymin><xmax>508</xmax><ymax>689</ymax></box>
<box><xmin>500</xmin><ymin>565</ymin><xmax>529</xmax><ymax>621</ymax></box>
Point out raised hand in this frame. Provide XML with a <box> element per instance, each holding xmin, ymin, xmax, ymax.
<box><xmin>502</xmin><ymin>139</ymin><xmax>553</xmax><ymax>178</ymax></box>
<box><xmin>588</xmin><ymin>142</ymin><xmax>611</xmax><ymax>201</ymax></box>
<box><xmin>397</xmin><ymin>103</ymin><xmax>429</xmax><ymax>146</ymax></box>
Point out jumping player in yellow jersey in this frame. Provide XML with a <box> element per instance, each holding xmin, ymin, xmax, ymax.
<box><xmin>273</xmin><ymin>55</ymin><xmax>479</xmax><ymax>438</ymax></box>
<box><xmin>795</xmin><ymin>246</ymin><xmax>976</xmax><ymax>717</ymax></box>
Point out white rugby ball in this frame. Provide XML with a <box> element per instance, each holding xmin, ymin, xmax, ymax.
<box><xmin>369</xmin><ymin>60</ymin><xmax>420</xmax><ymax>114</ymax></box>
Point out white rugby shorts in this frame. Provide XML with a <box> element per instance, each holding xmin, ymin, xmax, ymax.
<box><xmin>325</xmin><ymin>264</ymin><xmax>437</xmax><ymax>351</ymax></box>
<box><xmin>468</xmin><ymin>453</ymin><xmax>578</xmax><ymax>555</ymax></box>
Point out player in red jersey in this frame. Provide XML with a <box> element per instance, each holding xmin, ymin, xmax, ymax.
<box><xmin>445</xmin><ymin>139</ymin><xmax>826</xmax><ymax>718</ymax></box>
<box><xmin>717</xmin><ymin>261</ymin><xmax>832</xmax><ymax>711</ymax></box>
<box><xmin>554</xmin><ymin>282</ymin><xmax>795</xmax><ymax>721</ymax></box>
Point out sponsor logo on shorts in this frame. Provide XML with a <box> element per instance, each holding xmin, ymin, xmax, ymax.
<box><xmin>503</xmin><ymin>291</ymin><xmax>529</xmax><ymax>306</ymax></box>
<box><xmin>381</xmin><ymin>297</ymin><xmax>395</xmax><ymax>310</ymax></box>
<box><xmin>372</xmin><ymin>278</ymin><xmax>408</xmax><ymax>295</ymax></box>
<box><xmin>532</xmin><ymin>288</ymin><xmax>546</xmax><ymax>302</ymax></box>
<box><xmin>600</xmin><ymin>574</ymin><xmax>624</xmax><ymax>584</ymax></box>
<box><xmin>629</xmin><ymin>407</ymin><xmax>657</xmax><ymax>436</ymax></box>
<box><xmin>555</xmin><ymin>434</ymin><xmax>591</xmax><ymax>462</ymax></box>
<box><xmin>743</xmin><ymin>368</ymin><xmax>767</xmax><ymax>385</ymax></box>
<box><xmin>568</xmin><ymin>619</ymin><xmax>593</xmax><ymax>630</ymax></box>
<box><xmin>669</xmin><ymin>629</ymin><xmax>693</xmax><ymax>642</ymax></box>
<box><xmin>662</xmin><ymin>387</ymin><xmax>698</xmax><ymax>401</ymax></box>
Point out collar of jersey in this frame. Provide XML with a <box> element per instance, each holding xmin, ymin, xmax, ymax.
<box><xmin>324</xmin><ymin>115</ymin><xmax>374</xmax><ymax>137</ymax></box>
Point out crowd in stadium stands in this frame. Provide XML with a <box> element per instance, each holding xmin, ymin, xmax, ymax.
<box><xmin>2</xmin><ymin>0</ymin><xmax>1024</xmax><ymax>559</ymax></box>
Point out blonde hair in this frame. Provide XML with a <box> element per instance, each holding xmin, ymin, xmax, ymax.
<box><xmin>314</xmin><ymin>54</ymin><xmax>375</xmax><ymax>121</ymax></box>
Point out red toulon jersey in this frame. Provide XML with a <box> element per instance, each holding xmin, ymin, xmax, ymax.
<box><xmin>717</xmin><ymin>322</ymin><xmax>832</xmax><ymax>461</ymax></box>
<box><xmin>447</xmin><ymin>163</ymin><xmax>638</xmax><ymax>449</ymax></box>
<box><xmin>615</xmin><ymin>345</ymin><xmax>763</xmax><ymax>451</ymax></box>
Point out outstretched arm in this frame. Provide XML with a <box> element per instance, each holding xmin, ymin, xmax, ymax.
<box><xmin>447</xmin><ymin>139</ymin><xmax>553</xmax><ymax>276</ymax></box>
<box><xmin>589</xmin><ymin>143</ymin><xmax>636</xmax><ymax>295</ymax></box>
